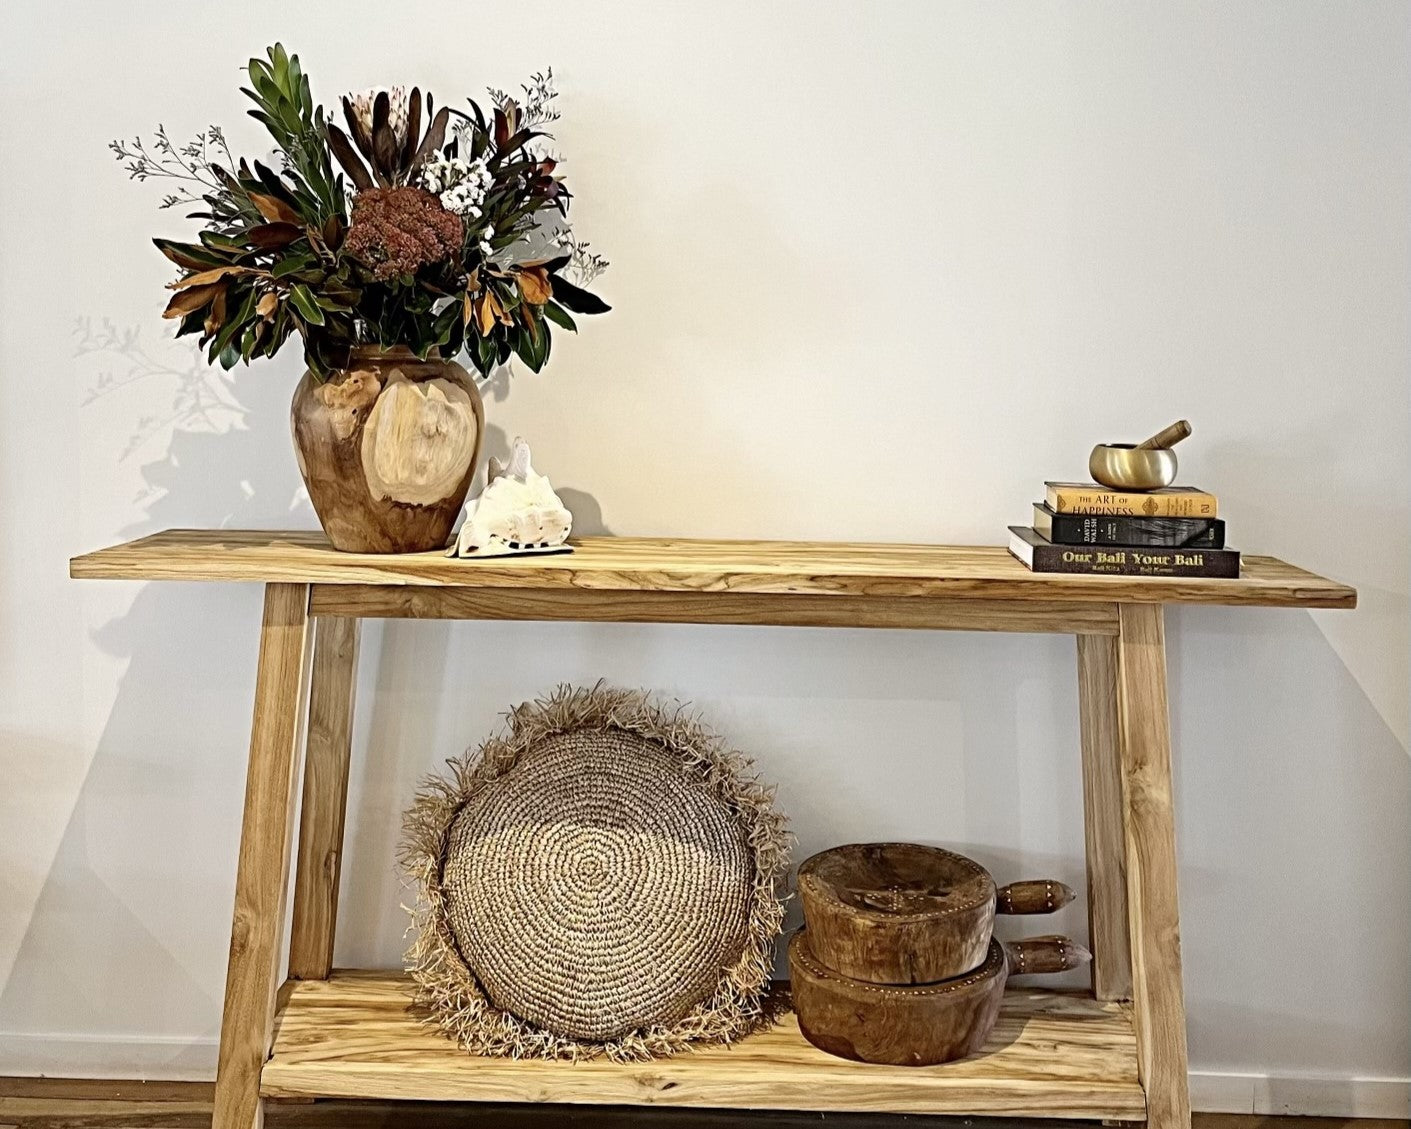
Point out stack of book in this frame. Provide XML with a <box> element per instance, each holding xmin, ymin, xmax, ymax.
<box><xmin>1008</xmin><ymin>482</ymin><xmax>1239</xmax><ymax>578</ymax></box>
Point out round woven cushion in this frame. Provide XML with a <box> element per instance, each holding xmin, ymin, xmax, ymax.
<box><xmin>441</xmin><ymin>729</ymin><xmax>752</xmax><ymax>1041</ymax></box>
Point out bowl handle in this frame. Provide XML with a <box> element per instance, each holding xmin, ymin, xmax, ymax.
<box><xmin>1004</xmin><ymin>935</ymin><xmax>1091</xmax><ymax>975</ymax></box>
<box><xmin>995</xmin><ymin>879</ymin><xmax>1075</xmax><ymax>915</ymax></box>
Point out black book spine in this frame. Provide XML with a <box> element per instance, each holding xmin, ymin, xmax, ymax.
<box><xmin>1029</xmin><ymin>541</ymin><xmax>1240</xmax><ymax>579</ymax></box>
<box><xmin>1037</xmin><ymin>507</ymin><xmax>1225</xmax><ymax>548</ymax></box>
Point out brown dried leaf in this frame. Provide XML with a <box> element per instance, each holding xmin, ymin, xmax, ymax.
<box><xmin>403</xmin><ymin>87</ymin><xmax>422</xmax><ymax>171</ymax></box>
<box><xmin>409</xmin><ymin>106</ymin><xmax>450</xmax><ymax>176</ymax></box>
<box><xmin>246</xmin><ymin>222</ymin><xmax>303</xmax><ymax>250</ymax></box>
<box><xmin>203</xmin><ymin>287</ymin><xmax>227</xmax><ymax>336</ymax></box>
<box><xmin>162</xmin><ymin>282</ymin><xmax>224</xmax><ymax>319</ymax></box>
<box><xmin>326</xmin><ymin>123</ymin><xmax>374</xmax><ymax>192</ymax></box>
<box><xmin>517</xmin><ymin>266</ymin><xmax>553</xmax><ymax>305</ymax></box>
<box><xmin>372</xmin><ymin>120</ymin><xmax>400</xmax><ymax>183</ymax></box>
<box><xmin>256</xmin><ymin>292</ymin><xmax>278</xmax><ymax>320</ymax></box>
<box><xmin>248</xmin><ymin>193</ymin><xmax>301</xmax><ymax>226</ymax></box>
<box><xmin>474</xmin><ymin>289</ymin><xmax>502</xmax><ymax>337</ymax></box>
<box><xmin>168</xmin><ymin>265</ymin><xmax>259</xmax><ymax>290</ymax></box>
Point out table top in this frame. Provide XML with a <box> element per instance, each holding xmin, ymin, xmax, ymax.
<box><xmin>69</xmin><ymin>529</ymin><xmax>1356</xmax><ymax>608</ymax></box>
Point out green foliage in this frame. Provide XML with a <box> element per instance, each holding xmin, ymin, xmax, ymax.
<box><xmin>241</xmin><ymin>44</ymin><xmax>342</xmax><ymax>224</ymax></box>
<box><xmin>116</xmin><ymin>45</ymin><xmax>609</xmax><ymax>382</ymax></box>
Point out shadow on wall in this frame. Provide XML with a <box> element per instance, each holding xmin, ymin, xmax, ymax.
<box><xmin>0</xmin><ymin>323</ymin><xmax>311</xmax><ymax>1073</ymax></box>
<box><xmin>0</xmin><ymin>323</ymin><xmax>614</xmax><ymax>1075</ymax></box>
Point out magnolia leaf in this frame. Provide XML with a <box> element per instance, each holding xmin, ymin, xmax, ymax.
<box><xmin>462</xmin><ymin>290</ymin><xmax>475</xmax><ymax>330</ymax></box>
<box><xmin>288</xmin><ymin>284</ymin><xmax>325</xmax><ymax>325</ymax></box>
<box><xmin>154</xmin><ymin>238</ymin><xmax>228</xmax><ymax>270</ymax></box>
<box><xmin>163</xmin><ymin>282</ymin><xmax>224</xmax><ymax>319</ymax></box>
<box><xmin>542</xmin><ymin>302</ymin><xmax>577</xmax><ymax>332</ymax></box>
<box><xmin>517</xmin><ymin>266</ymin><xmax>553</xmax><ymax>305</ymax></box>
<box><xmin>551</xmin><ymin>276</ymin><xmax>611</xmax><ymax>315</ymax></box>
<box><xmin>474</xmin><ymin>289</ymin><xmax>502</xmax><ymax>337</ymax></box>
<box><xmin>203</xmin><ymin>287</ymin><xmax>228</xmax><ymax>336</ymax></box>
<box><xmin>270</xmin><ymin>252</ymin><xmax>315</xmax><ymax>278</ymax></box>
<box><xmin>200</xmin><ymin>231</ymin><xmax>250</xmax><ymax>254</ymax></box>
<box><xmin>247</xmin><ymin>222</ymin><xmax>303</xmax><ymax>250</ymax></box>
<box><xmin>515</xmin><ymin>307</ymin><xmax>550</xmax><ymax>372</ymax></box>
<box><xmin>256</xmin><ymin>292</ymin><xmax>279</xmax><ymax>320</ymax></box>
<box><xmin>168</xmin><ymin>265</ymin><xmax>260</xmax><ymax>290</ymax></box>
<box><xmin>249</xmin><ymin>192</ymin><xmax>300</xmax><ymax>225</ymax></box>
<box><xmin>176</xmin><ymin>309</ymin><xmax>205</xmax><ymax>340</ymax></box>
<box><xmin>251</xmin><ymin>161</ymin><xmax>299</xmax><ymax>204</ymax></box>
<box><xmin>521</xmin><ymin>253</ymin><xmax>572</xmax><ymax>274</ymax></box>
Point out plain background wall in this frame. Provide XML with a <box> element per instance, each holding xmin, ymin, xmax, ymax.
<box><xmin>1</xmin><ymin>0</ymin><xmax>1407</xmax><ymax>1112</ymax></box>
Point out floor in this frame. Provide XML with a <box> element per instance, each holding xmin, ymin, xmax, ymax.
<box><xmin>0</xmin><ymin>1081</ymin><xmax>1405</xmax><ymax>1129</ymax></box>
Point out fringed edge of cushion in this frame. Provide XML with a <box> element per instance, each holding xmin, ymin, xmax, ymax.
<box><xmin>398</xmin><ymin>681</ymin><xmax>792</xmax><ymax>1062</ymax></box>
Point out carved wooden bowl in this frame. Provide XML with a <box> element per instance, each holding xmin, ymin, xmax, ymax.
<box><xmin>789</xmin><ymin>928</ymin><xmax>1089</xmax><ymax>1066</ymax></box>
<box><xmin>797</xmin><ymin>843</ymin><xmax>1074</xmax><ymax>985</ymax></box>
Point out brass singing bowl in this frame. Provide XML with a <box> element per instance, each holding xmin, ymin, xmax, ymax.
<box><xmin>1089</xmin><ymin>444</ymin><xmax>1178</xmax><ymax>491</ymax></box>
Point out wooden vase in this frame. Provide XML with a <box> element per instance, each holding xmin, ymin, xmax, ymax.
<box><xmin>291</xmin><ymin>347</ymin><xmax>484</xmax><ymax>553</ymax></box>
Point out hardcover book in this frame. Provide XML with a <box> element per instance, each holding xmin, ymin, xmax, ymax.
<box><xmin>1032</xmin><ymin>503</ymin><xmax>1225</xmax><ymax>548</ymax></box>
<box><xmin>1044</xmin><ymin>482</ymin><xmax>1218</xmax><ymax>518</ymax></box>
<box><xmin>1008</xmin><ymin>526</ymin><xmax>1240</xmax><ymax>578</ymax></box>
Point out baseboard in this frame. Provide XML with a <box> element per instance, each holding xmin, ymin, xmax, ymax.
<box><xmin>1189</xmin><ymin>1071</ymin><xmax>1410</xmax><ymax>1119</ymax></box>
<box><xmin>1</xmin><ymin>1035</ymin><xmax>1406</xmax><ymax>1118</ymax></box>
<box><xmin>0</xmin><ymin>1032</ymin><xmax>217</xmax><ymax>1082</ymax></box>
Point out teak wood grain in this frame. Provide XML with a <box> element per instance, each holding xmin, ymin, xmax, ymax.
<box><xmin>309</xmin><ymin>585</ymin><xmax>1119</xmax><ymax>633</ymax></box>
<box><xmin>212</xmin><ymin>585</ymin><xmax>313</xmax><ymax>1129</ymax></box>
<box><xmin>261</xmin><ymin>971</ymin><xmax>1143</xmax><ymax>1120</ymax></box>
<box><xmin>1115</xmin><ymin>605</ymin><xmax>1191</xmax><ymax>1129</ymax></box>
<box><xmin>288</xmin><ymin>617</ymin><xmax>360</xmax><ymax>981</ymax></box>
<box><xmin>1077</xmin><ymin>634</ymin><xmax>1134</xmax><ymax>1001</ymax></box>
<box><xmin>69</xmin><ymin>529</ymin><xmax>1355</xmax><ymax>609</ymax></box>
<box><xmin>66</xmin><ymin>528</ymin><xmax>1357</xmax><ymax>1129</ymax></box>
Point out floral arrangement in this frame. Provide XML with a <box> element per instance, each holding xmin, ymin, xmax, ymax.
<box><xmin>113</xmin><ymin>45</ymin><xmax>609</xmax><ymax>380</ymax></box>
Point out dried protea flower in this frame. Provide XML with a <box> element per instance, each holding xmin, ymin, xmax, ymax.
<box><xmin>327</xmin><ymin>86</ymin><xmax>450</xmax><ymax>191</ymax></box>
<box><xmin>350</xmin><ymin>86</ymin><xmax>408</xmax><ymax>150</ymax></box>
<box><xmin>344</xmin><ymin>186</ymin><xmax>464</xmax><ymax>282</ymax></box>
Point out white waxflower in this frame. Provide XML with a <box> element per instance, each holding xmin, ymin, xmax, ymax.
<box><xmin>420</xmin><ymin>154</ymin><xmax>493</xmax><ymax>216</ymax></box>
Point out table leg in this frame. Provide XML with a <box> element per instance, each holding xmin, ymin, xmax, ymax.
<box><xmin>212</xmin><ymin>583</ymin><xmax>313</xmax><ymax>1129</ymax></box>
<box><xmin>288</xmin><ymin>616</ymin><xmax>361</xmax><ymax>980</ymax></box>
<box><xmin>1076</xmin><ymin>633</ymin><xmax>1133</xmax><ymax>1001</ymax></box>
<box><xmin>1115</xmin><ymin>603</ymin><xmax>1191</xmax><ymax>1129</ymax></box>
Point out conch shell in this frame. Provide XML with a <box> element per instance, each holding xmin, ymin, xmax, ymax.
<box><xmin>448</xmin><ymin>437</ymin><xmax>573</xmax><ymax>558</ymax></box>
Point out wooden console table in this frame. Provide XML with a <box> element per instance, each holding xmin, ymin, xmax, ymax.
<box><xmin>70</xmin><ymin>530</ymin><xmax>1355</xmax><ymax>1129</ymax></box>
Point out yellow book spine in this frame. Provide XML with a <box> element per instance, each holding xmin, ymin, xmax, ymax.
<box><xmin>1046</xmin><ymin>486</ymin><xmax>1218</xmax><ymax>518</ymax></box>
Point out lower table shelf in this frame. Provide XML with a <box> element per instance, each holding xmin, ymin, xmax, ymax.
<box><xmin>262</xmin><ymin>970</ymin><xmax>1146</xmax><ymax>1120</ymax></box>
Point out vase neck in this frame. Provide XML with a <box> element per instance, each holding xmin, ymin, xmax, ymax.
<box><xmin>350</xmin><ymin>345</ymin><xmax>441</xmax><ymax>363</ymax></box>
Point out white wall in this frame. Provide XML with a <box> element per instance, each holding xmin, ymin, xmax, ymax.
<box><xmin>1</xmin><ymin>0</ymin><xmax>1406</xmax><ymax>1113</ymax></box>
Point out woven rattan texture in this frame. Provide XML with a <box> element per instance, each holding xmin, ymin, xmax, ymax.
<box><xmin>442</xmin><ymin>730</ymin><xmax>752</xmax><ymax>1040</ymax></box>
<box><xmin>402</xmin><ymin>684</ymin><xmax>790</xmax><ymax>1061</ymax></box>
